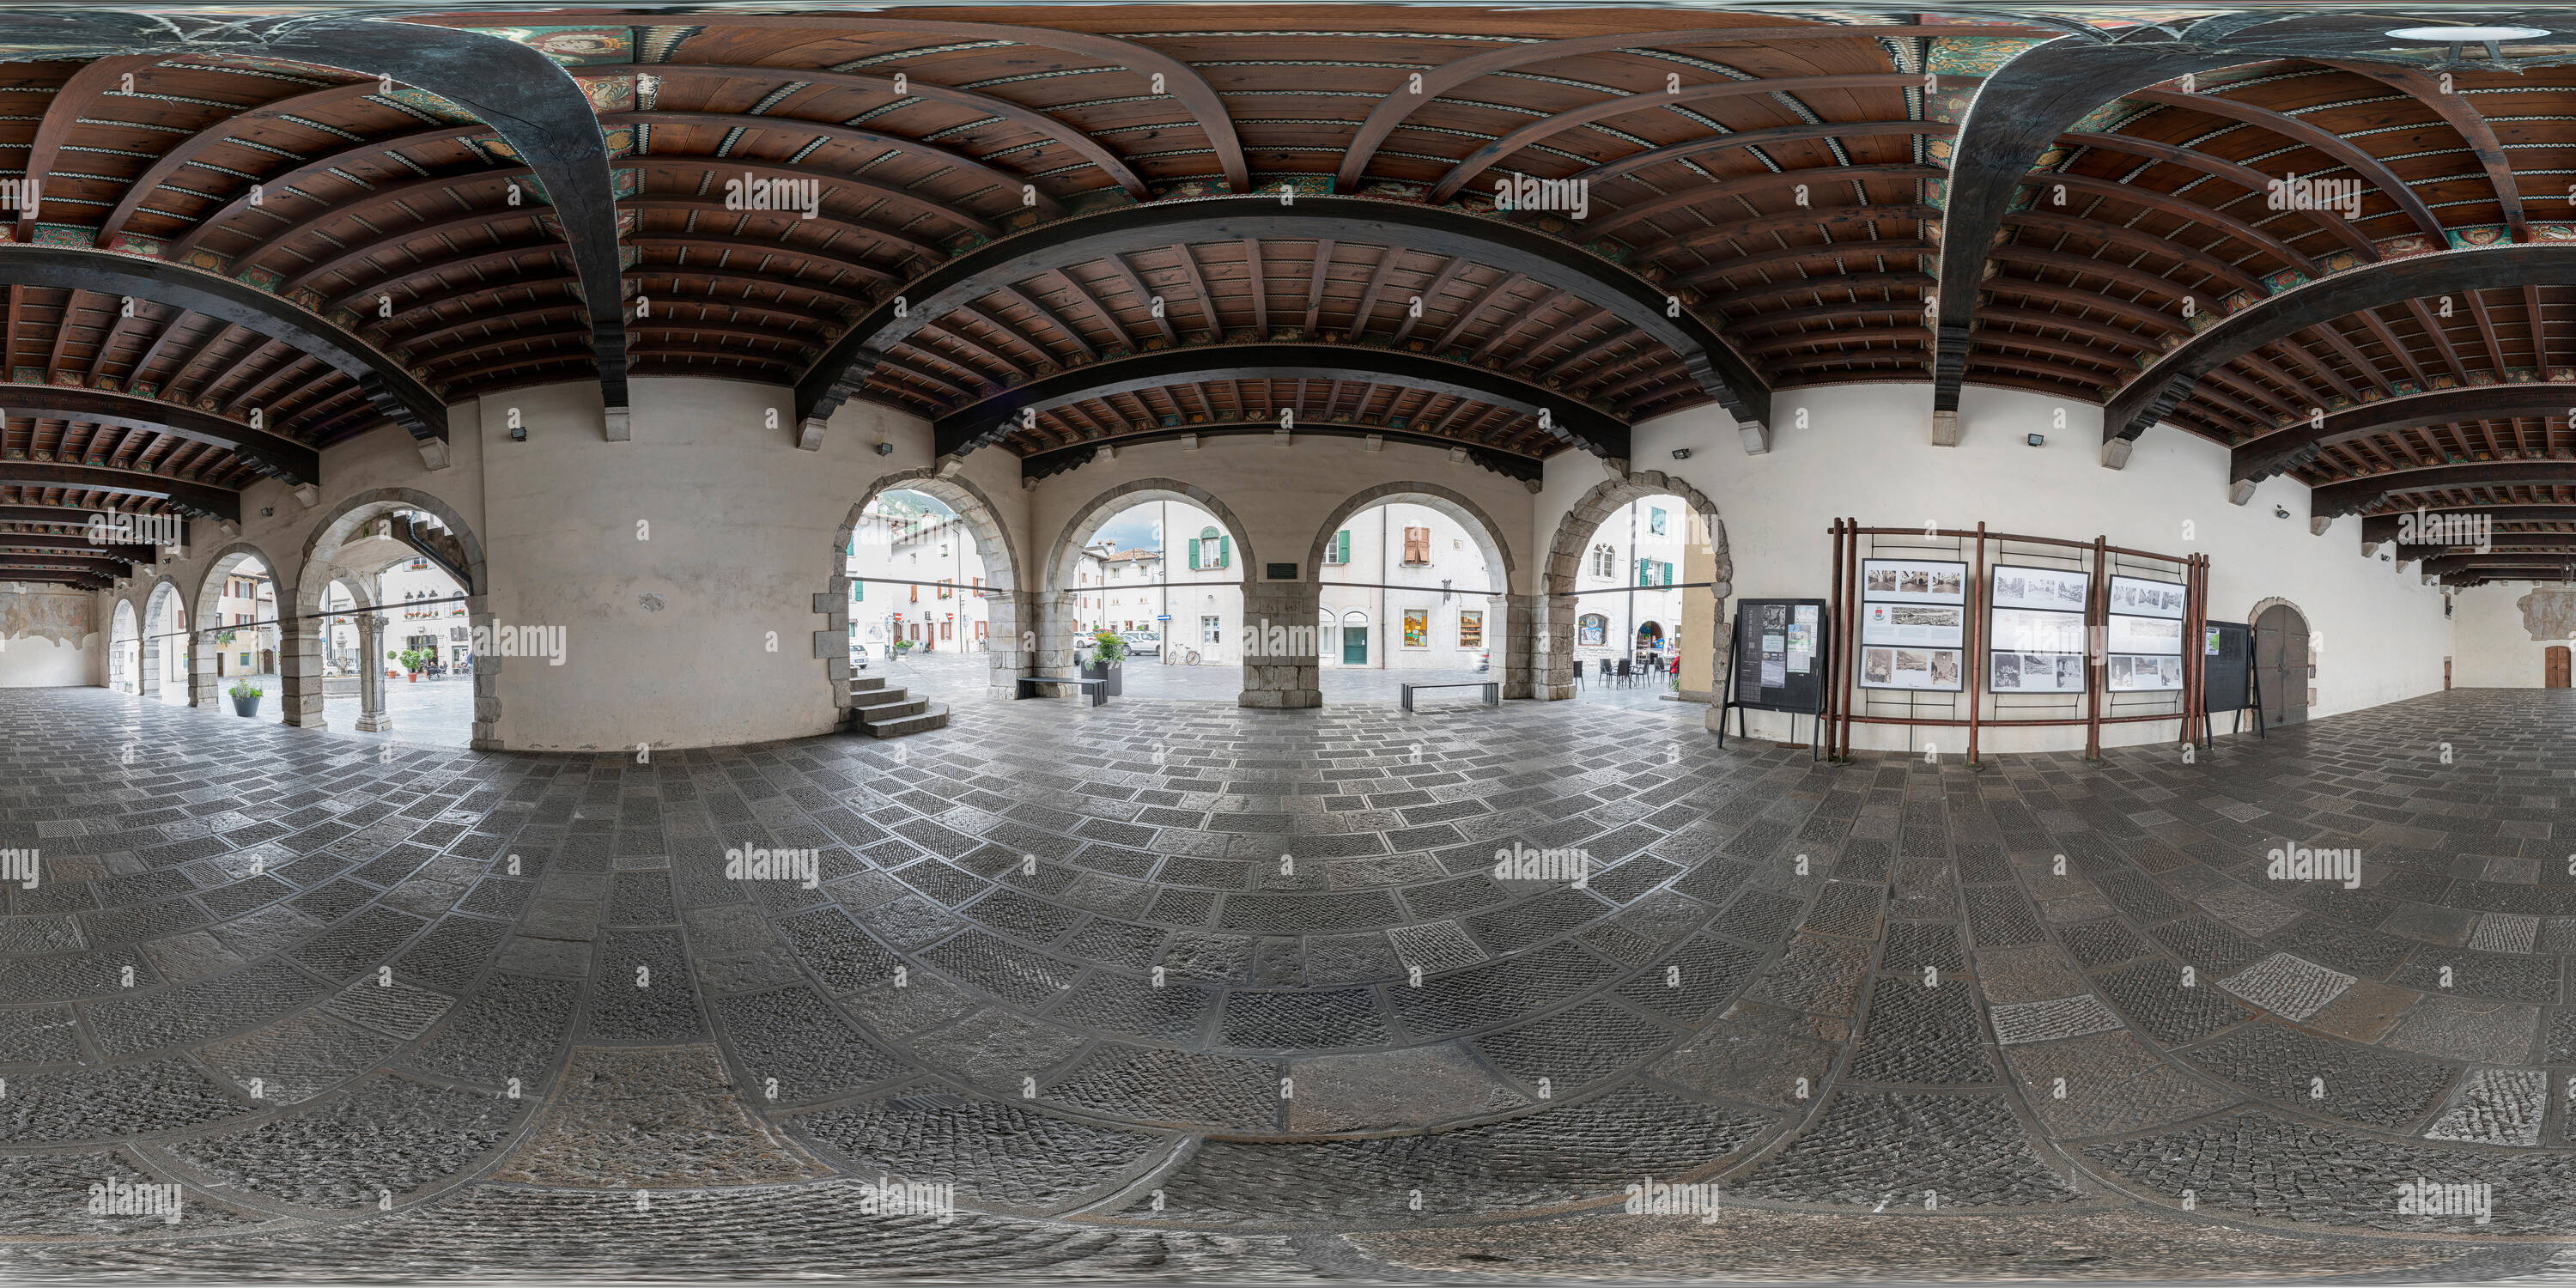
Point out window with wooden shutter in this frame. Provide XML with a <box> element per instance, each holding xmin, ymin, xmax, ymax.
<box><xmin>1402</xmin><ymin>526</ymin><xmax>1429</xmax><ymax>565</ymax></box>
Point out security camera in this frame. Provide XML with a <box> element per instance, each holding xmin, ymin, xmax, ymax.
<box><xmin>873</xmin><ymin>441</ymin><xmax>894</xmax><ymax>456</ymax></box>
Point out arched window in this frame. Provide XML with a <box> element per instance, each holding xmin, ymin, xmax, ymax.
<box><xmin>1590</xmin><ymin>544</ymin><xmax>1616</xmax><ymax>578</ymax></box>
<box><xmin>1188</xmin><ymin>526</ymin><xmax>1230</xmax><ymax>569</ymax></box>
<box><xmin>1578</xmin><ymin>613</ymin><xmax>1608</xmax><ymax>647</ymax></box>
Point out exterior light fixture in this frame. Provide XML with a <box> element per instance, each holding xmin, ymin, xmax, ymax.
<box><xmin>2026</xmin><ymin>434</ymin><xmax>2045</xmax><ymax>447</ymax></box>
<box><xmin>1670</xmin><ymin>447</ymin><xmax>1692</xmax><ymax>460</ymax></box>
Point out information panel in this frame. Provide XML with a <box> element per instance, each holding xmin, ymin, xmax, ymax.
<box><xmin>1988</xmin><ymin>564</ymin><xmax>2090</xmax><ymax>695</ymax></box>
<box><xmin>2202</xmin><ymin>621</ymin><xmax>2254</xmax><ymax>714</ymax></box>
<box><xmin>1729</xmin><ymin>598</ymin><xmax>1828</xmax><ymax>714</ymax></box>
<box><xmin>2106</xmin><ymin>573</ymin><xmax>2185</xmax><ymax>691</ymax></box>
<box><xmin>1858</xmin><ymin>558</ymin><xmax>1965</xmax><ymax>691</ymax></box>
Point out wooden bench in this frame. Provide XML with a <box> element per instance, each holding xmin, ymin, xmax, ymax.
<box><xmin>1017</xmin><ymin>675</ymin><xmax>1107</xmax><ymax>707</ymax></box>
<box><xmin>1400</xmin><ymin>680</ymin><xmax>1499</xmax><ymax>713</ymax></box>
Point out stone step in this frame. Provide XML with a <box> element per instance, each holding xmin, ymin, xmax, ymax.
<box><xmin>850</xmin><ymin>676</ymin><xmax>887</xmax><ymax>694</ymax></box>
<box><xmin>857</xmin><ymin>702</ymin><xmax>948</xmax><ymax>738</ymax></box>
<box><xmin>853</xmin><ymin>695</ymin><xmax>927</xmax><ymax>723</ymax></box>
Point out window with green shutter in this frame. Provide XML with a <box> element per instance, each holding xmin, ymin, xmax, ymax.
<box><xmin>1327</xmin><ymin>530</ymin><xmax>1350</xmax><ymax>564</ymax></box>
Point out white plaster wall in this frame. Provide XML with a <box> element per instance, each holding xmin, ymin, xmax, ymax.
<box><xmin>476</xmin><ymin>376</ymin><xmax>928</xmax><ymax>751</ymax></box>
<box><xmin>2451</xmin><ymin>583</ymin><xmax>2567</xmax><ymax>688</ymax></box>
<box><xmin>1539</xmin><ymin>382</ymin><xmax>2455</xmax><ymax>752</ymax></box>
<box><xmin>0</xmin><ymin>585</ymin><xmax>95</xmax><ymax>687</ymax></box>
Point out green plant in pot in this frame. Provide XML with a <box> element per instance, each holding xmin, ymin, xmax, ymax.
<box><xmin>228</xmin><ymin>678</ymin><xmax>263</xmax><ymax>718</ymax></box>
<box><xmin>399</xmin><ymin>648</ymin><xmax>432</xmax><ymax>680</ymax></box>
<box><xmin>1081</xmin><ymin>628</ymin><xmax>1127</xmax><ymax>697</ymax></box>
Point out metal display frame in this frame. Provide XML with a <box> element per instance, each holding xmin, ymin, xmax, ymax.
<box><xmin>1824</xmin><ymin>519</ymin><xmax>2210</xmax><ymax>764</ymax></box>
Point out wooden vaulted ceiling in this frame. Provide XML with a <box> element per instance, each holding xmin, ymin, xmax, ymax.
<box><xmin>10</xmin><ymin>7</ymin><xmax>2576</xmax><ymax>587</ymax></box>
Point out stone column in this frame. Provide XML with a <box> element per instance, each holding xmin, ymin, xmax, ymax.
<box><xmin>984</xmin><ymin>590</ymin><xmax>1036</xmax><ymax>701</ymax></box>
<box><xmin>1035</xmin><ymin>589</ymin><xmax>1082</xmax><ymax>690</ymax></box>
<box><xmin>1534</xmin><ymin>590</ymin><xmax>1578</xmax><ymax>700</ymax></box>
<box><xmin>189</xmin><ymin>623</ymin><xmax>219</xmax><ymax>708</ymax></box>
<box><xmin>1240</xmin><ymin>580</ymin><xmax>1321</xmax><ymax>708</ymax></box>
<box><xmin>137</xmin><ymin>629</ymin><xmax>158</xmax><ymax>701</ymax></box>
<box><xmin>354</xmin><ymin>614</ymin><xmax>392</xmax><ymax>732</ymax></box>
<box><xmin>1502</xmin><ymin>592</ymin><xmax>1543</xmax><ymax>700</ymax></box>
<box><xmin>468</xmin><ymin>591</ymin><xmax>501</xmax><ymax>750</ymax></box>
<box><xmin>280</xmin><ymin>608</ymin><xmax>326</xmax><ymax>730</ymax></box>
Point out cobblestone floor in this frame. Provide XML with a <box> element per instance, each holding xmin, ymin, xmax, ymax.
<box><xmin>882</xmin><ymin>647</ymin><xmax>1694</xmax><ymax>711</ymax></box>
<box><xmin>3</xmin><ymin>684</ymin><xmax>2573</xmax><ymax>1281</ymax></box>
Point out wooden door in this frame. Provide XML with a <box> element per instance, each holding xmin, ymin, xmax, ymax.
<box><xmin>1342</xmin><ymin>626</ymin><xmax>1369</xmax><ymax>665</ymax></box>
<box><xmin>2549</xmin><ymin>646</ymin><xmax>2570</xmax><ymax>689</ymax></box>
<box><xmin>2253</xmin><ymin>604</ymin><xmax>2311</xmax><ymax>727</ymax></box>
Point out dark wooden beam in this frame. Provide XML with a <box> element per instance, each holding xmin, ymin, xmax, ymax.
<box><xmin>2235</xmin><ymin>386</ymin><xmax>2575</xmax><ymax>483</ymax></box>
<box><xmin>1020</xmin><ymin>420</ymin><xmax>1542</xmax><ymax>483</ymax></box>
<box><xmin>2315</xmin><ymin>461</ymin><xmax>2576</xmax><ymax>519</ymax></box>
<box><xmin>0</xmin><ymin>463</ymin><xmax>237</xmax><ymax>522</ymax></box>
<box><xmin>0</xmin><ymin>248</ymin><xmax>447</xmax><ymax>451</ymax></box>
<box><xmin>2106</xmin><ymin>245</ymin><xmax>2576</xmax><ymax>461</ymax></box>
<box><xmin>798</xmin><ymin>197</ymin><xmax>1767</xmax><ymax>440</ymax></box>
<box><xmin>0</xmin><ymin>386</ymin><xmax>319</xmax><ymax>485</ymax></box>
<box><xmin>933</xmin><ymin>343</ymin><xmax>1628</xmax><ymax>464</ymax></box>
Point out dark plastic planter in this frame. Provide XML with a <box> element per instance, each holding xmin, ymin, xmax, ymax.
<box><xmin>231</xmin><ymin>693</ymin><xmax>260</xmax><ymax>717</ymax></box>
<box><xmin>1081</xmin><ymin>659</ymin><xmax>1123</xmax><ymax>696</ymax></box>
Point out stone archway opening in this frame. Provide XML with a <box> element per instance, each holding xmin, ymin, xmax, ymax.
<box><xmin>190</xmin><ymin>546</ymin><xmax>282</xmax><ymax>715</ymax></box>
<box><xmin>831</xmin><ymin>471</ymin><xmax>1025</xmax><ymax>726</ymax></box>
<box><xmin>109</xmin><ymin>598</ymin><xmax>138</xmax><ymax>695</ymax></box>
<box><xmin>1056</xmin><ymin>494</ymin><xmax>1243</xmax><ymax>698</ymax></box>
<box><xmin>1042</xmin><ymin>478</ymin><xmax>1279</xmax><ymax>707</ymax></box>
<box><xmin>1539</xmin><ymin>471</ymin><xmax>1730</xmax><ymax>702</ymax></box>
<box><xmin>1306</xmin><ymin>483</ymin><xmax>1519</xmax><ymax>699</ymax></box>
<box><xmin>140</xmin><ymin>579</ymin><xmax>188</xmax><ymax>706</ymax></box>
<box><xmin>295</xmin><ymin>489</ymin><xmax>493</xmax><ymax>748</ymax></box>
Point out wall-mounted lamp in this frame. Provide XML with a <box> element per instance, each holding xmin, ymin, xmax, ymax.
<box><xmin>2025</xmin><ymin>434</ymin><xmax>2045</xmax><ymax>447</ymax></box>
<box><xmin>2274</xmin><ymin>506</ymin><xmax>2292</xmax><ymax>519</ymax></box>
<box><xmin>1670</xmin><ymin>448</ymin><xmax>1692</xmax><ymax>460</ymax></box>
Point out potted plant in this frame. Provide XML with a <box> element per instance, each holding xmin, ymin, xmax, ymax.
<box><xmin>399</xmin><ymin>648</ymin><xmax>432</xmax><ymax>681</ymax></box>
<box><xmin>1080</xmin><ymin>628</ymin><xmax>1127</xmax><ymax>696</ymax></box>
<box><xmin>386</xmin><ymin>649</ymin><xmax>401</xmax><ymax>680</ymax></box>
<box><xmin>228</xmin><ymin>678</ymin><xmax>262</xmax><ymax>718</ymax></box>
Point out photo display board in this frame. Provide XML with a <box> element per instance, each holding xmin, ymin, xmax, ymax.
<box><xmin>1987</xmin><ymin>564</ymin><xmax>2088</xmax><ymax>694</ymax></box>
<box><xmin>1730</xmin><ymin>598</ymin><xmax>1828</xmax><ymax>714</ymax></box>
<box><xmin>2106</xmin><ymin>574</ymin><xmax>2186</xmax><ymax>691</ymax></box>
<box><xmin>1858</xmin><ymin>558</ymin><xmax>1965</xmax><ymax>691</ymax></box>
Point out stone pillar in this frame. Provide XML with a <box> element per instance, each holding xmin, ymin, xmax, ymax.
<box><xmin>190</xmin><ymin>623</ymin><xmax>219</xmax><ymax>709</ymax></box>
<box><xmin>137</xmin><ymin>629</ymin><xmax>158</xmax><ymax>700</ymax></box>
<box><xmin>1240</xmin><ymin>580</ymin><xmax>1321</xmax><ymax>708</ymax></box>
<box><xmin>469</xmin><ymin>591</ymin><xmax>501</xmax><ymax>750</ymax></box>
<box><xmin>1502</xmin><ymin>592</ymin><xmax>1542</xmax><ymax>700</ymax></box>
<box><xmin>984</xmin><ymin>590</ymin><xmax>1036</xmax><ymax>701</ymax></box>
<box><xmin>1035</xmin><ymin>589</ymin><xmax>1082</xmax><ymax>689</ymax></box>
<box><xmin>355</xmin><ymin>614</ymin><xmax>392</xmax><ymax>732</ymax></box>
<box><xmin>281</xmin><ymin>609</ymin><xmax>326</xmax><ymax>730</ymax></box>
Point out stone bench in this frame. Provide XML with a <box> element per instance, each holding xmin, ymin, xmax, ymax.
<box><xmin>1017</xmin><ymin>675</ymin><xmax>1107</xmax><ymax>708</ymax></box>
<box><xmin>1400</xmin><ymin>681</ymin><xmax>1499</xmax><ymax>713</ymax></box>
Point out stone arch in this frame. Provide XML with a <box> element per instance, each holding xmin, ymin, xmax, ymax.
<box><xmin>829</xmin><ymin>467</ymin><xmax>1027</xmax><ymax>711</ymax></box>
<box><xmin>108</xmin><ymin>598</ymin><xmax>138</xmax><ymax>694</ymax></box>
<box><xmin>189</xmin><ymin>540</ymin><xmax>287</xmax><ymax>711</ymax></box>
<box><xmin>139</xmin><ymin>575</ymin><xmax>185</xmax><ymax>704</ymax></box>
<box><xmin>1306</xmin><ymin>481</ymin><xmax>1524</xmax><ymax>696</ymax></box>
<box><xmin>1539</xmin><ymin>470</ymin><xmax>1732</xmax><ymax>701</ymax></box>
<box><xmin>1040</xmin><ymin>477</ymin><xmax>1290</xmax><ymax>707</ymax></box>
<box><xmin>295</xmin><ymin>487</ymin><xmax>492</xmax><ymax>745</ymax></box>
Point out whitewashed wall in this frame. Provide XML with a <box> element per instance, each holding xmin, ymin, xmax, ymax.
<box><xmin>1538</xmin><ymin>381</ymin><xmax>2457</xmax><ymax>752</ymax></box>
<box><xmin>2451</xmin><ymin>583</ymin><xmax>2569</xmax><ymax>688</ymax></box>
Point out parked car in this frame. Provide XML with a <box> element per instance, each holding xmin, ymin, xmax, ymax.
<box><xmin>1121</xmin><ymin>631</ymin><xmax>1161</xmax><ymax>657</ymax></box>
<box><xmin>848</xmin><ymin>641</ymin><xmax>871</xmax><ymax>669</ymax></box>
